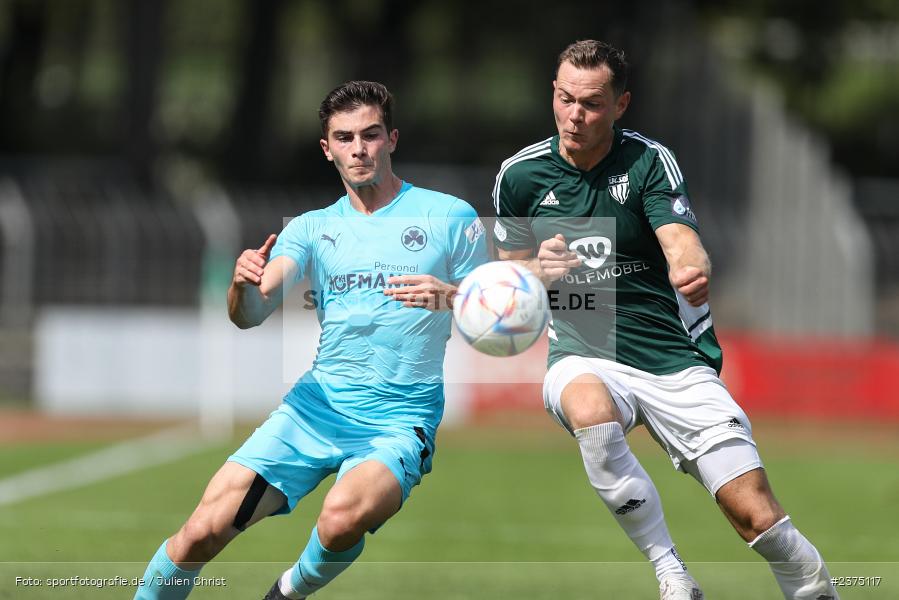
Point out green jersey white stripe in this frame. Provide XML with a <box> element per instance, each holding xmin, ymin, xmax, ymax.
<box><xmin>622</xmin><ymin>130</ymin><xmax>683</xmax><ymax>190</ymax></box>
<box><xmin>493</xmin><ymin>142</ymin><xmax>552</xmax><ymax>213</ymax></box>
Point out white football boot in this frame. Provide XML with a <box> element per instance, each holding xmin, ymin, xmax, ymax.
<box><xmin>659</xmin><ymin>573</ymin><xmax>704</xmax><ymax>600</ymax></box>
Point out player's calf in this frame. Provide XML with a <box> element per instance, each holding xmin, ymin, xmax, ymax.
<box><xmin>170</xmin><ymin>470</ymin><xmax>283</xmax><ymax>564</ymax></box>
<box><xmin>718</xmin><ymin>470</ymin><xmax>838</xmax><ymax>599</ymax></box>
<box><xmin>134</xmin><ymin>464</ymin><xmax>284</xmax><ymax>599</ymax></box>
<box><xmin>574</xmin><ymin>422</ymin><xmax>698</xmax><ymax>588</ymax></box>
<box><xmin>168</xmin><ymin>514</ymin><xmax>239</xmax><ymax>566</ymax></box>
<box><xmin>547</xmin><ymin>370</ymin><xmax>698</xmax><ymax>589</ymax></box>
<box><xmin>270</xmin><ymin>526</ymin><xmax>365</xmax><ymax>600</ymax></box>
<box><xmin>133</xmin><ymin>522</ymin><xmax>228</xmax><ymax>599</ymax></box>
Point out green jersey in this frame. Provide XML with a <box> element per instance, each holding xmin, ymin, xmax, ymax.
<box><xmin>493</xmin><ymin>127</ymin><xmax>723</xmax><ymax>375</ymax></box>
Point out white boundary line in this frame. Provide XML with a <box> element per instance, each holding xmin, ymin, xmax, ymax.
<box><xmin>0</xmin><ymin>424</ymin><xmax>212</xmax><ymax>506</ymax></box>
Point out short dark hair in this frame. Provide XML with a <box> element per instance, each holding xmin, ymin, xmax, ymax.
<box><xmin>557</xmin><ymin>40</ymin><xmax>629</xmax><ymax>97</ymax></box>
<box><xmin>318</xmin><ymin>81</ymin><xmax>394</xmax><ymax>136</ymax></box>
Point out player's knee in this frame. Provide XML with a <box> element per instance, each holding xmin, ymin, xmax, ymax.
<box><xmin>744</xmin><ymin>506</ymin><xmax>785</xmax><ymax>540</ymax></box>
<box><xmin>565</xmin><ymin>397</ymin><xmax>620</xmax><ymax>430</ymax></box>
<box><xmin>317</xmin><ymin>497</ymin><xmax>365</xmax><ymax>548</ymax></box>
<box><xmin>718</xmin><ymin>471</ymin><xmax>786</xmax><ymax>540</ymax></box>
<box><xmin>560</xmin><ymin>375</ymin><xmax>622</xmax><ymax>430</ymax></box>
<box><xmin>723</xmin><ymin>497</ymin><xmax>785</xmax><ymax>540</ymax></box>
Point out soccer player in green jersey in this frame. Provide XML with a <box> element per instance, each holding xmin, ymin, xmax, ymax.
<box><xmin>493</xmin><ymin>40</ymin><xmax>837</xmax><ymax>600</ymax></box>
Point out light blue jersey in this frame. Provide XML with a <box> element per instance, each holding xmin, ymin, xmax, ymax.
<box><xmin>270</xmin><ymin>182</ymin><xmax>488</xmax><ymax>436</ymax></box>
<box><xmin>138</xmin><ymin>185</ymin><xmax>486</xmax><ymax>600</ymax></box>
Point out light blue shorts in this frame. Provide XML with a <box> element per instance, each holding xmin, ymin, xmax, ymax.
<box><xmin>227</xmin><ymin>401</ymin><xmax>434</xmax><ymax>517</ymax></box>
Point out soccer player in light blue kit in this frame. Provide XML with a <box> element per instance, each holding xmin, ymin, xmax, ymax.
<box><xmin>133</xmin><ymin>81</ymin><xmax>488</xmax><ymax>600</ymax></box>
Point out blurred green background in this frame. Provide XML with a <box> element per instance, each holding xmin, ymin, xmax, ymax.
<box><xmin>1</xmin><ymin>2</ymin><xmax>898</xmax><ymax>598</ymax></box>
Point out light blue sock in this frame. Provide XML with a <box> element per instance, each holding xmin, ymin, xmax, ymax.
<box><xmin>133</xmin><ymin>540</ymin><xmax>202</xmax><ymax>600</ymax></box>
<box><xmin>282</xmin><ymin>527</ymin><xmax>365</xmax><ymax>598</ymax></box>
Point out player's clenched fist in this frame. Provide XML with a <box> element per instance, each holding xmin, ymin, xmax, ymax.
<box><xmin>233</xmin><ymin>234</ymin><xmax>277</xmax><ymax>287</ymax></box>
<box><xmin>537</xmin><ymin>234</ymin><xmax>582</xmax><ymax>283</ymax></box>
<box><xmin>670</xmin><ymin>265</ymin><xmax>709</xmax><ymax>307</ymax></box>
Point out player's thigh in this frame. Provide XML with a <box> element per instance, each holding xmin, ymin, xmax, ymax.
<box><xmin>319</xmin><ymin>460</ymin><xmax>403</xmax><ymax>534</ymax></box>
<box><xmin>681</xmin><ymin>437</ymin><xmax>763</xmax><ymax>496</ymax></box>
<box><xmin>631</xmin><ymin>366</ymin><xmax>754</xmax><ymax>469</ymax></box>
<box><xmin>321</xmin><ymin>424</ymin><xmax>433</xmax><ymax>534</ymax></box>
<box><xmin>543</xmin><ymin>356</ymin><xmax>635</xmax><ymax>432</ymax></box>
<box><xmin>681</xmin><ymin>438</ymin><xmax>785</xmax><ymax>541</ymax></box>
<box><xmin>228</xmin><ymin>401</ymin><xmax>342</xmax><ymax>514</ymax></box>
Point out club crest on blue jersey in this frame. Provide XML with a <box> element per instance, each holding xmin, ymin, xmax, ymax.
<box><xmin>401</xmin><ymin>226</ymin><xmax>427</xmax><ymax>251</ymax></box>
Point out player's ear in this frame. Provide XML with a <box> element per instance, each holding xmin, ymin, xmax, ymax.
<box><xmin>615</xmin><ymin>91</ymin><xmax>631</xmax><ymax>120</ymax></box>
<box><xmin>388</xmin><ymin>128</ymin><xmax>398</xmax><ymax>153</ymax></box>
<box><xmin>320</xmin><ymin>138</ymin><xmax>333</xmax><ymax>162</ymax></box>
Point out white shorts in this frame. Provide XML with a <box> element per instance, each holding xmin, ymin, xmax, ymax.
<box><xmin>543</xmin><ymin>355</ymin><xmax>762</xmax><ymax>494</ymax></box>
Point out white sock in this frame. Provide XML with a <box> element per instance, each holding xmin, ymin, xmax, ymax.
<box><xmin>575</xmin><ymin>422</ymin><xmax>678</xmax><ymax>570</ymax></box>
<box><xmin>278</xmin><ymin>569</ymin><xmax>305</xmax><ymax>599</ymax></box>
<box><xmin>749</xmin><ymin>515</ymin><xmax>838</xmax><ymax>600</ymax></box>
<box><xmin>652</xmin><ymin>546</ymin><xmax>690</xmax><ymax>580</ymax></box>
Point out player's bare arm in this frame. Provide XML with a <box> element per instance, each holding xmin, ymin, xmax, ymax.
<box><xmin>497</xmin><ymin>235</ymin><xmax>581</xmax><ymax>287</ymax></box>
<box><xmin>496</xmin><ymin>247</ymin><xmax>541</xmax><ymax>282</ymax></box>
<box><xmin>384</xmin><ymin>274</ymin><xmax>457</xmax><ymax>311</ymax></box>
<box><xmin>227</xmin><ymin>234</ymin><xmax>297</xmax><ymax>328</ymax></box>
<box><xmin>654</xmin><ymin>223</ymin><xmax>711</xmax><ymax>307</ymax></box>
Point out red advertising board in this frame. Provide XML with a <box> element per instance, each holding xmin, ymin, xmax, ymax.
<box><xmin>467</xmin><ymin>333</ymin><xmax>899</xmax><ymax>422</ymax></box>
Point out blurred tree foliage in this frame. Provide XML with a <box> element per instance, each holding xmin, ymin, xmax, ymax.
<box><xmin>697</xmin><ymin>0</ymin><xmax>899</xmax><ymax>176</ymax></box>
<box><xmin>1</xmin><ymin>0</ymin><xmax>895</xmax><ymax>183</ymax></box>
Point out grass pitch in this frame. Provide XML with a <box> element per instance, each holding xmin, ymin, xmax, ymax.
<box><xmin>0</xmin><ymin>417</ymin><xmax>897</xmax><ymax>599</ymax></box>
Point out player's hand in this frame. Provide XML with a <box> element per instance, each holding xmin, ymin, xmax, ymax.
<box><xmin>537</xmin><ymin>234</ymin><xmax>582</xmax><ymax>282</ymax></box>
<box><xmin>670</xmin><ymin>265</ymin><xmax>709</xmax><ymax>306</ymax></box>
<box><xmin>233</xmin><ymin>234</ymin><xmax>277</xmax><ymax>288</ymax></box>
<box><xmin>384</xmin><ymin>275</ymin><xmax>456</xmax><ymax>311</ymax></box>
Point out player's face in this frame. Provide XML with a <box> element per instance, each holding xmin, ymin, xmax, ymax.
<box><xmin>552</xmin><ymin>61</ymin><xmax>630</xmax><ymax>162</ymax></box>
<box><xmin>320</xmin><ymin>104</ymin><xmax>398</xmax><ymax>189</ymax></box>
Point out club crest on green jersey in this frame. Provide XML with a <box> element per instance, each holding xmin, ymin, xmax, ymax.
<box><xmin>608</xmin><ymin>173</ymin><xmax>630</xmax><ymax>204</ymax></box>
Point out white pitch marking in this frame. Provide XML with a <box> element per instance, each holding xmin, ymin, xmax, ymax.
<box><xmin>0</xmin><ymin>424</ymin><xmax>211</xmax><ymax>506</ymax></box>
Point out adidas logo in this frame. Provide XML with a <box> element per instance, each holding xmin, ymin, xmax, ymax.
<box><xmin>539</xmin><ymin>190</ymin><xmax>559</xmax><ymax>206</ymax></box>
<box><xmin>615</xmin><ymin>498</ymin><xmax>646</xmax><ymax>515</ymax></box>
<box><xmin>727</xmin><ymin>418</ymin><xmax>744</xmax><ymax>429</ymax></box>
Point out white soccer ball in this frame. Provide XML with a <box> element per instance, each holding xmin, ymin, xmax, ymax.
<box><xmin>452</xmin><ymin>261</ymin><xmax>550</xmax><ymax>357</ymax></box>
